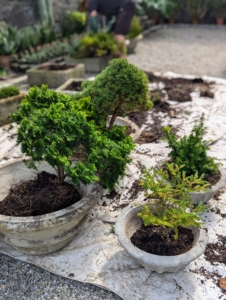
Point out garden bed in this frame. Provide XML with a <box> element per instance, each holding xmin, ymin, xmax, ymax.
<box><xmin>0</xmin><ymin>72</ymin><xmax>226</xmax><ymax>300</ymax></box>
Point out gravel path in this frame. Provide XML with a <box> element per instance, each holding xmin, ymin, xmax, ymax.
<box><xmin>128</xmin><ymin>25</ymin><xmax>226</xmax><ymax>79</ymax></box>
<box><xmin>1</xmin><ymin>25</ymin><xmax>226</xmax><ymax>300</ymax></box>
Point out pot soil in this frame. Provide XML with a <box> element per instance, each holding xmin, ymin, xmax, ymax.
<box><xmin>0</xmin><ymin>171</ymin><xmax>81</xmax><ymax>217</ymax></box>
<box><xmin>131</xmin><ymin>224</ymin><xmax>194</xmax><ymax>256</ymax></box>
<box><xmin>38</xmin><ymin>64</ymin><xmax>75</xmax><ymax>71</ymax></box>
<box><xmin>64</xmin><ymin>81</ymin><xmax>82</xmax><ymax>92</ymax></box>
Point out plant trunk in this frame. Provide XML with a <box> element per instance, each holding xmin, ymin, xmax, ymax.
<box><xmin>108</xmin><ymin>106</ymin><xmax>120</xmax><ymax>130</ymax></box>
<box><xmin>56</xmin><ymin>166</ymin><xmax>65</xmax><ymax>184</ymax></box>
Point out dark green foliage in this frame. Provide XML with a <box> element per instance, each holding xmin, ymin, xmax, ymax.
<box><xmin>60</xmin><ymin>11</ymin><xmax>86</xmax><ymax>37</ymax></box>
<box><xmin>11</xmin><ymin>85</ymin><xmax>134</xmax><ymax>190</ymax></box>
<box><xmin>128</xmin><ymin>16</ymin><xmax>143</xmax><ymax>39</ymax></box>
<box><xmin>73</xmin><ymin>33</ymin><xmax>118</xmax><ymax>59</ymax></box>
<box><xmin>163</xmin><ymin>115</ymin><xmax>218</xmax><ymax>176</ymax></box>
<box><xmin>138</xmin><ymin>164</ymin><xmax>208</xmax><ymax>239</ymax></box>
<box><xmin>74</xmin><ymin>59</ymin><xmax>152</xmax><ymax>129</ymax></box>
<box><xmin>0</xmin><ymin>86</ymin><xmax>20</xmax><ymax>100</ymax></box>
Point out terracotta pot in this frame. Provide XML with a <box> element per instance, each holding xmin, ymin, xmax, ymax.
<box><xmin>216</xmin><ymin>17</ymin><xmax>224</xmax><ymax>25</ymax></box>
<box><xmin>192</xmin><ymin>20</ymin><xmax>199</xmax><ymax>25</ymax></box>
<box><xmin>0</xmin><ymin>55</ymin><xmax>12</xmax><ymax>70</ymax></box>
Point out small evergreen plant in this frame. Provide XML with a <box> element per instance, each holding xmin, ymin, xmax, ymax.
<box><xmin>138</xmin><ymin>164</ymin><xmax>208</xmax><ymax>239</ymax></box>
<box><xmin>163</xmin><ymin>115</ymin><xmax>218</xmax><ymax>177</ymax></box>
<box><xmin>75</xmin><ymin>59</ymin><xmax>152</xmax><ymax>129</ymax></box>
<box><xmin>11</xmin><ymin>85</ymin><xmax>135</xmax><ymax>190</ymax></box>
<box><xmin>0</xmin><ymin>86</ymin><xmax>20</xmax><ymax>100</ymax></box>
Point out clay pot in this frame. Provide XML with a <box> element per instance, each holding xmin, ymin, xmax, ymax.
<box><xmin>0</xmin><ymin>55</ymin><xmax>12</xmax><ymax>70</ymax></box>
<box><xmin>216</xmin><ymin>17</ymin><xmax>224</xmax><ymax>25</ymax></box>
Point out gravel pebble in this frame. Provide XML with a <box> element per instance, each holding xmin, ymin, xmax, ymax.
<box><xmin>0</xmin><ymin>254</ymin><xmax>122</xmax><ymax>300</ymax></box>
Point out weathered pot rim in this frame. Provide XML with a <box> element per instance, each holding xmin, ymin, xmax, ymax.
<box><xmin>189</xmin><ymin>166</ymin><xmax>226</xmax><ymax>195</ymax></box>
<box><xmin>0</xmin><ymin>92</ymin><xmax>26</xmax><ymax>104</ymax></box>
<box><xmin>115</xmin><ymin>204</ymin><xmax>208</xmax><ymax>270</ymax></box>
<box><xmin>0</xmin><ymin>159</ymin><xmax>101</xmax><ymax>224</ymax></box>
<box><xmin>27</xmin><ymin>62</ymin><xmax>81</xmax><ymax>73</ymax></box>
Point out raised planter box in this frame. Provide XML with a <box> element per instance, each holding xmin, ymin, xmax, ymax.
<box><xmin>0</xmin><ymin>93</ymin><xmax>26</xmax><ymax>126</ymax></box>
<box><xmin>115</xmin><ymin>204</ymin><xmax>208</xmax><ymax>273</ymax></box>
<box><xmin>0</xmin><ymin>160</ymin><xmax>102</xmax><ymax>255</ymax></box>
<box><xmin>56</xmin><ymin>78</ymin><xmax>85</xmax><ymax>96</ymax></box>
<box><xmin>65</xmin><ymin>55</ymin><xmax>112</xmax><ymax>73</ymax></box>
<box><xmin>27</xmin><ymin>62</ymin><xmax>85</xmax><ymax>88</ymax></box>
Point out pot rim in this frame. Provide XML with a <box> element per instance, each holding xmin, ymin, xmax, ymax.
<box><xmin>115</xmin><ymin>204</ymin><xmax>208</xmax><ymax>266</ymax></box>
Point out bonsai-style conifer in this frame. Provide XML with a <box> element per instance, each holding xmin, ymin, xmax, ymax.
<box><xmin>11</xmin><ymin>85</ymin><xmax>135</xmax><ymax>190</ymax></box>
<box><xmin>76</xmin><ymin>58</ymin><xmax>152</xmax><ymax>129</ymax></box>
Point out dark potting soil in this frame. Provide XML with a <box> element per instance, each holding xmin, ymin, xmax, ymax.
<box><xmin>204</xmin><ymin>234</ymin><xmax>226</xmax><ymax>266</ymax></box>
<box><xmin>204</xmin><ymin>169</ymin><xmax>221</xmax><ymax>186</ymax></box>
<box><xmin>131</xmin><ymin>224</ymin><xmax>194</xmax><ymax>256</ymax></box>
<box><xmin>145</xmin><ymin>71</ymin><xmax>214</xmax><ymax>102</ymax></box>
<box><xmin>0</xmin><ymin>171</ymin><xmax>81</xmax><ymax>217</ymax></box>
<box><xmin>64</xmin><ymin>81</ymin><xmax>83</xmax><ymax>91</ymax></box>
<box><xmin>38</xmin><ymin>64</ymin><xmax>75</xmax><ymax>71</ymax></box>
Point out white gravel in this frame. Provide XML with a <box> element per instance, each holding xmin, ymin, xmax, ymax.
<box><xmin>128</xmin><ymin>25</ymin><xmax>226</xmax><ymax>79</ymax></box>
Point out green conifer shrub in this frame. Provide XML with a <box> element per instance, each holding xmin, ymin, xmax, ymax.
<box><xmin>0</xmin><ymin>86</ymin><xmax>20</xmax><ymax>100</ymax></box>
<box><xmin>74</xmin><ymin>59</ymin><xmax>152</xmax><ymax>129</ymax></box>
<box><xmin>138</xmin><ymin>164</ymin><xmax>208</xmax><ymax>239</ymax></box>
<box><xmin>11</xmin><ymin>85</ymin><xmax>135</xmax><ymax>190</ymax></box>
<box><xmin>163</xmin><ymin>115</ymin><xmax>218</xmax><ymax>177</ymax></box>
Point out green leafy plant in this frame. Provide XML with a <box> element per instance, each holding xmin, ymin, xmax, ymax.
<box><xmin>11</xmin><ymin>85</ymin><xmax>135</xmax><ymax>190</ymax></box>
<box><xmin>138</xmin><ymin>164</ymin><xmax>208</xmax><ymax>239</ymax></box>
<box><xmin>136</xmin><ymin>0</ymin><xmax>178</xmax><ymax>19</ymax></box>
<box><xmin>60</xmin><ymin>11</ymin><xmax>86</xmax><ymax>37</ymax></box>
<box><xmin>0</xmin><ymin>86</ymin><xmax>20</xmax><ymax>100</ymax></box>
<box><xmin>0</xmin><ymin>24</ymin><xmax>18</xmax><ymax>55</ymax></box>
<box><xmin>74</xmin><ymin>58</ymin><xmax>152</xmax><ymax>129</ymax></box>
<box><xmin>183</xmin><ymin>0</ymin><xmax>211</xmax><ymax>23</ymax></box>
<box><xmin>128</xmin><ymin>16</ymin><xmax>143</xmax><ymax>39</ymax></box>
<box><xmin>72</xmin><ymin>33</ymin><xmax>118</xmax><ymax>59</ymax></box>
<box><xmin>209</xmin><ymin>0</ymin><xmax>226</xmax><ymax>18</ymax></box>
<box><xmin>163</xmin><ymin>115</ymin><xmax>218</xmax><ymax>177</ymax></box>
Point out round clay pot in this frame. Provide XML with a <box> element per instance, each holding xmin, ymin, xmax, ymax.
<box><xmin>189</xmin><ymin>167</ymin><xmax>226</xmax><ymax>205</ymax></box>
<box><xmin>216</xmin><ymin>17</ymin><xmax>224</xmax><ymax>25</ymax></box>
<box><xmin>0</xmin><ymin>160</ymin><xmax>102</xmax><ymax>255</ymax></box>
<box><xmin>115</xmin><ymin>204</ymin><xmax>208</xmax><ymax>273</ymax></box>
<box><xmin>0</xmin><ymin>55</ymin><xmax>12</xmax><ymax>70</ymax></box>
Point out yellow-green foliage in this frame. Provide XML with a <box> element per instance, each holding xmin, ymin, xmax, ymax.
<box><xmin>73</xmin><ymin>33</ymin><xmax>118</xmax><ymax>58</ymax></box>
<box><xmin>128</xmin><ymin>16</ymin><xmax>143</xmax><ymax>39</ymax></box>
<box><xmin>138</xmin><ymin>164</ymin><xmax>208</xmax><ymax>239</ymax></box>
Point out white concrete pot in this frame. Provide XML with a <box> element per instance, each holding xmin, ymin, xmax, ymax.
<box><xmin>56</xmin><ymin>78</ymin><xmax>85</xmax><ymax>96</ymax></box>
<box><xmin>106</xmin><ymin>116</ymin><xmax>140</xmax><ymax>143</ymax></box>
<box><xmin>115</xmin><ymin>204</ymin><xmax>208</xmax><ymax>273</ymax></box>
<box><xmin>127</xmin><ymin>34</ymin><xmax>143</xmax><ymax>54</ymax></box>
<box><xmin>0</xmin><ymin>160</ymin><xmax>101</xmax><ymax>255</ymax></box>
<box><xmin>189</xmin><ymin>167</ymin><xmax>226</xmax><ymax>204</ymax></box>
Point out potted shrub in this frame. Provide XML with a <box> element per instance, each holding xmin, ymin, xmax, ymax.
<box><xmin>209</xmin><ymin>0</ymin><xmax>226</xmax><ymax>25</ymax></box>
<box><xmin>185</xmin><ymin>0</ymin><xmax>211</xmax><ymax>24</ymax></box>
<box><xmin>65</xmin><ymin>32</ymin><xmax>120</xmax><ymax>72</ymax></box>
<box><xmin>73</xmin><ymin>58</ymin><xmax>153</xmax><ymax>141</ymax></box>
<box><xmin>0</xmin><ymin>24</ymin><xmax>18</xmax><ymax>70</ymax></box>
<box><xmin>115</xmin><ymin>166</ymin><xmax>209</xmax><ymax>273</ymax></box>
<box><xmin>60</xmin><ymin>11</ymin><xmax>86</xmax><ymax>37</ymax></box>
<box><xmin>0</xmin><ymin>85</ymin><xmax>135</xmax><ymax>255</ymax></box>
<box><xmin>162</xmin><ymin>115</ymin><xmax>226</xmax><ymax>204</ymax></box>
<box><xmin>27</xmin><ymin>62</ymin><xmax>85</xmax><ymax>88</ymax></box>
<box><xmin>0</xmin><ymin>86</ymin><xmax>25</xmax><ymax>126</ymax></box>
<box><xmin>127</xmin><ymin>16</ymin><xmax>143</xmax><ymax>54</ymax></box>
